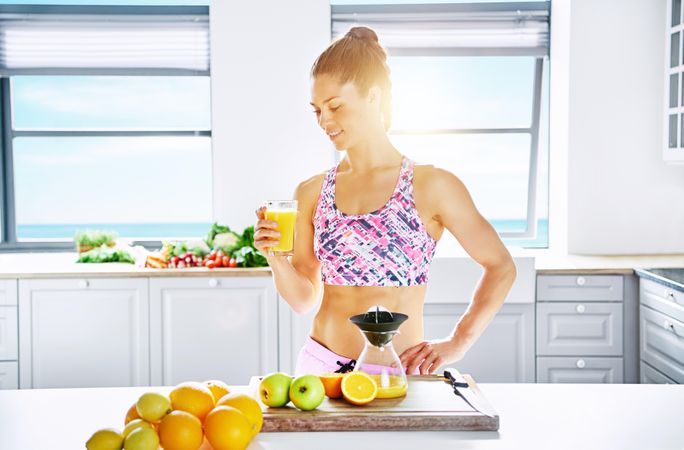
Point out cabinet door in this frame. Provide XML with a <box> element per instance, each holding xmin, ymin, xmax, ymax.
<box><xmin>278</xmin><ymin>295</ymin><xmax>319</xmax><ymax>375</ymax></box>
<box><xmin>18</xmin><ymin>278</ymin><xmax>150</xmax><ymax>389</ymax></box>
<box><xmin>537</xmin><ymin>302</ymin><xmax>623</xmax><ymax>356</ymax></box>
<box><xmin>150</xmin><ymin>277</ymin><xmax>278</xmax><ymax>386</ymax></box>
<box><xmin>537</xmin><ymin>357</ymin><xmax>623</xmax><ymax>383</ymax></box>
<box><xmin>424</xmin><ymin>303</ymin><xmax>535</xmax><ymax>382</ymax></box>
<box><xmin>640</xmin><ymin>305</ymin><xmax>684</xmax><ymax>383</ymax></box>
<box><xmin>0</xmin><ymin>361</ymin><xmax>18</xmax><ymax>389</ymax></box>
<box><xmin>0</xmin><ymin>306</ymin><xmax>18</xmax><ymax>361</ymax></box>
<box><xmin>641</xmin><ymin>361</ymin><xmax>677</xmax><ymax>384</ymax></box>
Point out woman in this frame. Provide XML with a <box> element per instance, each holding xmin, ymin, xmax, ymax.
<box><xmin>254</xmin><ymin>27</ymin><xmax>516</xmax><ymax>376</ymax></box>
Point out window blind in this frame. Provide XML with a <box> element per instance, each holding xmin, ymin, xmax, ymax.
<box><xmin>331</xmin><ymin>2</ymin><xmax>550</xmax><ymax>57</ymax></box>
<box><xmin>0</xmin><ymin>5</ymin><xmax>209</xmax><ymax>74</ymax></box>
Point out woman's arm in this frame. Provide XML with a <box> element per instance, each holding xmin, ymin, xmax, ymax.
<box><xmin>255</xmin><ymin>175</ymin><xmax>323</xmax><ymax>315</ymax></box>
<box><xmin>401</xmin><ymin>168</ymin><xmax>517</xmax><ymax>374</ymax></box>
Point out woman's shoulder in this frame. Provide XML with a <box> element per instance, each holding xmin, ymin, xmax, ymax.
<box><xmin>294</xmin><ymin>170</ymin><xmax>328</xmax><ymax>206</ymax></box>
<box><xmin>413</xmin><ymin>163</ymin><xmax>468</xmax><ymax>193</ymax></box>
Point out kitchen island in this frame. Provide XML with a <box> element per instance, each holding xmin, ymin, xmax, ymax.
<box><xmin>1</xmin><ymin>383</ymin><xmax>682</xmax><ymax>450</ymax></box>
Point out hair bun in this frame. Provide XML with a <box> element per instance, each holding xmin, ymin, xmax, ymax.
<box><xmin>346</xmin><ymin>26</ymin><xmax>379</xmax><ymax>43</ymax></box>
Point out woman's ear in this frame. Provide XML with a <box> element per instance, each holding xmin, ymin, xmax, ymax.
<box><xmin>368</xmin><ymin>85</ymin><xmax>382</xmax><ymax>108</ymax></box>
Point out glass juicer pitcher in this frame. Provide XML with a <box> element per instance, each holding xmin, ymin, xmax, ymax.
<box><xmin>349</xmin><ymin>306</ymin><xmax>409</xmax><ymax>399</ymax></box>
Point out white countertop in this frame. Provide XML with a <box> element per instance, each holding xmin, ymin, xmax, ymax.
<box><xmin>1</xmin><ymin>383</ymin><xmax>682</xmax><ymax>450</ymax></box>
<box><xmin>0</xmin><ymin>251</ymin><xmax>683</xmax><ymax>278</ymax></box>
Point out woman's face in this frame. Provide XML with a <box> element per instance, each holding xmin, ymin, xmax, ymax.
<box><xmin>310</xmin><ymin>74</ymin><xmax>382</xmax><ymax>151</ymax></box>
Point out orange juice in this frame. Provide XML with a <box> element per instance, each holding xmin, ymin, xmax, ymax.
<box><xmin>264</xmin><ymin>209</ymin><xmax>297</xmax><ymax>253</ymax></box>
<box><xmin>369</xmin><ymin>374</ymin><xmax>408</xmax><ymax>399</ymax></box>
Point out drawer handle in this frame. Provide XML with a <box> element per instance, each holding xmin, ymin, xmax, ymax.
<box><xmin>78</xmin><ymin>280</ymin><xmax>89</xmax><ymax>289</ymax></box>
<box><xmin>576</xmin><ymin>304</ymin><xmax>586</xmax><ymax>314</ymax></box>
<box><xmin>663</xmin><ymin>320</ymin><xmax>675</xmax><ymax>332</ymax></box>
<box><xmin>576</xmin><ymin>276</ymin><xmax>586</xmax><ymax>286</ymax></box>
<box><xmin>576</xmin><ymin>359</ymin><xmax>586</xmax><ymax>369</ymax></box>
<box><xmin>208</xmin><ymin>279</ymin><xmax>219</xmax><ymax>288</ymax></box>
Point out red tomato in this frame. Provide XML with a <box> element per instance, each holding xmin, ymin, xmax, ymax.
<box><xmin>228</xmin><ymin>258</ymin><xmax>237</xmax><ymax>268</ymax></box>
<box><xmin>221</xmin><ymin>256</ymin><xmax>230</xmax><ymax>267</ymax></box>
<box><xmin>207</xmin><ymin>260</ymin><xmax>218</xmax><ymax>269</ymax></box>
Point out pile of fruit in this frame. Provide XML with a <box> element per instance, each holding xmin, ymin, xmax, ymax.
<box><xmin>259</xmin><ymin>371</ymin><xmax>379</xmax><ymax>410</ymax></box>
<box><xmin>85</xmin><ymin>380</ymin><xmax>261</xmax><ymax>450</ymax></box>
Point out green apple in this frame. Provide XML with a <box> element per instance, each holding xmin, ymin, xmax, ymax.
<box><xmin>259</xmin><ymin>372</ymin><xmax>292</xmax><ymax>407</ymax></box>
<box><xmin>123</xmin><ymin>427</ymin><xmax>159</xmax><ymax>450</ymax></box>
<box><xmin>289</xmin><ymin>375</ymin><xmax>325</xmax><ymax>411</ymax></box>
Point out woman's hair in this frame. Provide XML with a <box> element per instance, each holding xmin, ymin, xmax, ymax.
<box><xmin>311</xmin><ymin>26</ymin><xmax>393</xmax><ymax>131</ymax></box>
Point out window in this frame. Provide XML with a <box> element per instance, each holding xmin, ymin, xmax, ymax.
<box><xmin>331</xmin><ymin>1</ymin><xmax>550</xmax><ymax>248</ymax></box>
<box><xmin>0</xmin><ymin>4</ymin><xmax>211</xmax><ymax>250</ymax></box>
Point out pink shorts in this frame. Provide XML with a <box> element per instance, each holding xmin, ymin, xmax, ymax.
<box><xmin>294</xmin><ymin>336</ymin><xmax>419</xmax><ymax>377</ymax></box>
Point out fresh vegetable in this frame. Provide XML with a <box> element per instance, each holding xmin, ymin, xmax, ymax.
<box><xmin>74</xmin><ymin>230</ymin><xmax>118</xmax><ymax>253</ymax></box>
<box><xmin>77</xmin><ymin>245</ymin><xmax>135</xmax><ymax>264</ymax></box>
<box><xmin>206</xmin><ymin>223</ymin><xmax>241</xmax><ymax>252</ymax></box>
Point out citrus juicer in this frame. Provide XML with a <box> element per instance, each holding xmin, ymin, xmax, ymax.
<box><xmin>349</xmin><ymin>306</ymin><xmax>409</xmax><ymax>399</ymax></box>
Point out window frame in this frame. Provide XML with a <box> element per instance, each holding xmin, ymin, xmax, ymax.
<box><xmin>0</xmin><ymin>4</ymin><xmax>211</xmax><ymax>252</ymax></box>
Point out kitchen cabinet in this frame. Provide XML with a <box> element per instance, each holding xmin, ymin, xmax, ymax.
<box><xmin>18</xmin><ymin>278</ymin><xmax>150</xmax><ymax>389</ymax></box>
<box><xmin>149</xmin><ymin>277</ymin><xmax>278</xmax><ymax>386</ymax></box>
<box><xmin>424</xmin><ymin>303</ymin><xmax>535</xmax><ymax>382</ymax></box>
<box><xmin>0</xmin><ymin>279</ymin><xmax>18</xmax><ymax>389</ymax></box>
<box><xmin>638</xmin><ymin>276</ymin><xmax>684</xmax><ymax>384</ymax></box>
<box><xmin>536</xmin><ymin>274</ymin><xmax>634</xmax><ymax>383</ymax></box>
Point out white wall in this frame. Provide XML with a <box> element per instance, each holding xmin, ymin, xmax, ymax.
<box><xmin>209</xmin><ymin>1</ymin><xmax>333</xmax><ymax>232</ymax></box>
<box><xmin>567</xmin><ymin>0</ymin><xmax>684</xmax><ymax>254</ymax></box>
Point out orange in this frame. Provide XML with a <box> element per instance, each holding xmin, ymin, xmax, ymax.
<box><xmin>204</xmin><ymin>406</ymin><xmax>253</xmax><ymax>450</ymax></box>
<box><xmin>319</xmin><ymin>372</ymin><xmax>344</xmax><ymax>399</ymax></box>
<box><xmin>169</xmin><ymin>382</ymin><xmax>215</xmax><ymax>422</ymax></box>
<box><xmin>125</xmin><ymin>403</ymin><xmax>140</xmax><ymax>424</ymax></box>
<box><xmin>341</xmin><ymin>371</ymin><xmax>378</xmax><ymax>406</ymax></box>
<box><xmin>216</xmin><ymin>393</ymin><xmax>263</xmax><ymax>437</ymax></box>
<box><xmin>204</xmin><ymin>379</ymin><xmax>231</xmax><ymax>403</ymax></box>
<box><xmin>158</xmin><ymin>410</ymin><xmax>204</xmax><ymax>450</ymax></box>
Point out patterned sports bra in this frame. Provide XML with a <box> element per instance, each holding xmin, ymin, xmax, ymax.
<box><xmin>313</xmin><ymin>156</ymin><xmax>437</xmax><ymax>287</ymax></box>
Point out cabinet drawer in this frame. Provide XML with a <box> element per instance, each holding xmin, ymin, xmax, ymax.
<box><xmin>0</xmin><ymin>280</ymin><xmax>17</xmax><ymax>306</ymax></box>
<box><xmin>0</xmin><ymin>361</ymin><xmax>18</xmax><ymax>389</ymax></box>
<box><xmin>537</xmin><ymin>302</ymin><xmax>623</xmax><ymax>356</ymax></box>
<box><xmin>640</xmin><ymin>305</ymin><xmax>684</xmax><ymax>383</ymax></box>
<box><xmin>640</xmin><ymin>278</ymin><xmax>684</xmax><ymax>323</ymax></box>
<box><xmin>0</xmin><ymin>306</ymin><xmax>18</xmax><ymax>361</ymax></box>
<box><xmin>537</xmin><ymin>275</ymin><xmax>623</xmax><ymax>302</ymax></box>
<box><xmin>640</xmin><ymin>361</ymin><xmax>677</xmax><ymax>384</ymax></box>
<box><xmin>537</xmin><ymin>357</ymin><xmax>623</xmax><ymax>383</ymax></box>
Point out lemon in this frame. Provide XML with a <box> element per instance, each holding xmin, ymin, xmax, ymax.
<box><xmin>122</xmin><ymin>419</ymin><xmax>155</xmax><ymax>439</ymax></box>
<box><xmin>85</xmin><ymin>428</ymin><xmax>124</xmax><ymax>450</ymax></box>
<box><xmin>135</xmin><ymin>392</ymin><xmax>171</xmax><ymax>422</ymax></box>
<box><xmin>123</xmin><ymin>427</ymin><xmax>159</xmax><ymax>450</ymax></box>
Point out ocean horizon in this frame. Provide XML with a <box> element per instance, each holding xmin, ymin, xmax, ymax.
<box><xmin>16</xmin><ymin>219</ymin><xmax>549</xmax><ymax>248</ymax></box>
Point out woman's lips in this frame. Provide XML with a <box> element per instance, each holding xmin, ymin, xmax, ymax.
<box><xmin>329</xmin><ymin>131</ymin><xmax>343</xmax><ymax>141</ymax></box>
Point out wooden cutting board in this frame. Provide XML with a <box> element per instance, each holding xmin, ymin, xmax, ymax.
<box><xmin>247</xmin><ymin>374</ymin><xmax>499</xmax><ymax>432</ymax></box>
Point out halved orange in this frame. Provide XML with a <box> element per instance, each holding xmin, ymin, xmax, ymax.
<box><xmin>341</xmin><ymin>371</ymin><xmax>378</xmax><ymax>405</ymax></box>
<box><xmin>319</xmin><ymin>372</ymin><xmax>344</xmax><ymax>399</ymax></box>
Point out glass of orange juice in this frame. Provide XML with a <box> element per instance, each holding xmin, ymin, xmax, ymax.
<box><xmin>264</xmin><ymin>200</ymin><xmax>297</xmax><ymax>256</ymax></box>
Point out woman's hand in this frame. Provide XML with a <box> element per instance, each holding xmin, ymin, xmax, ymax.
<box><xmin>254</xmin><ymin>206</ymin><xmax>280</xmax><ymax>256</ymax></box>
<box><xmin>399</xmin><ymin>336</ymin><xmax>467</xmax><ymax>375</ymax></box>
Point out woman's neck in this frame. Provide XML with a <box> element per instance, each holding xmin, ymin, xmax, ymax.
<box><xmin>342</xmin><ymin>133</ymin><xmax>402</xmax><ymax>174</ymax></box>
